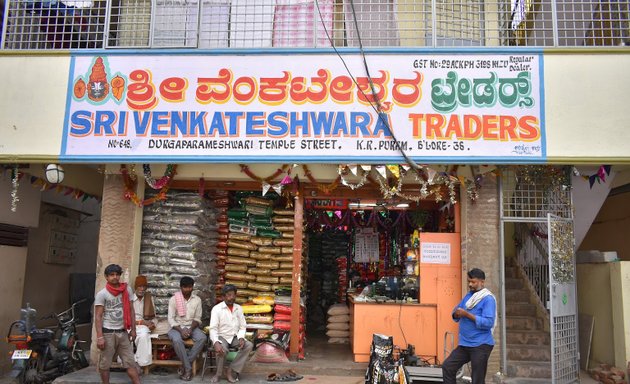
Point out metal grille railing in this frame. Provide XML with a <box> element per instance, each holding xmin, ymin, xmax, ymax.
<box><xmin>501</xmin><ymin>166</ymin><xmax>573</xmax><ymax>221</ymax></box>
<box><xmin>552</xmin><ymin>314</ymin><xmax>579</xmax><ymax>383</ymax></box>
<box><xmin>2</xmin><ymin>0</ymin><xmax>629</xmax><ymax>49</ymax></box>
<box><xmin>515</xmin><ymin>221</ymin><xmax>550</xmax><ymax>309</ymax></box>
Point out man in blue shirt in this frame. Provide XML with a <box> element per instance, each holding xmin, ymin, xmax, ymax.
<box><xmin>442</xmin><ymin>268</ymin><xmax>496</xmax><ymax>384</ymax></box>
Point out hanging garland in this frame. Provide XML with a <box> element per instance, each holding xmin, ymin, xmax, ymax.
<box><xmin>375</xmin><ymin>172</ymin><xmax>405</xmax><ymax>199</ymax></box>
<box><xmin>239</xmin><ymin>164</ymin><xmax>289</xmax><ymax>183</ymax></box>
<box><xmin>10</xmin><ymin>165</ymin><xmax>20</xmax><ymax>212</ymax></box>
<box><xmin>338</xmin><ymin>165</ymin><xmax>369</xmax><ymax>190</ymax></box>
<box><xmin>121</xmin><ymin>164</ymin><xmax>176</xmax><ymax>207</ymax></box>
<box><xmin>143</xmin><ymin>164</ymin><xmax>177</xmax><ymax>189</ymax></box>
<box><xmin>302</xmin><ymin>165</ymin><xmax>341</xmax><ymax>194</ymax></box>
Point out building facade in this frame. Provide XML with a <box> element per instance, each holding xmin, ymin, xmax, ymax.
<box><xmin>1</xmin><ymin>1</ymin><xmax>629</xmax><ymax>381</ymax></box>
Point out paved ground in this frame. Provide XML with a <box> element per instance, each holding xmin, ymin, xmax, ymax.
<box><xmin>52</xmin><ymin>368</ymin><xmax>365</xmax><ymax>384</ymax></box>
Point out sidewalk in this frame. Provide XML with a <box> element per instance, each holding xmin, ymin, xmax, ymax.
<box><xmin>52</xmin><ymin>368</ymin><xmax>365</xmax><ymax>384</ymax></box>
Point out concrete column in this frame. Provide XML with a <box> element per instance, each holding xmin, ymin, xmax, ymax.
<box><xmin>90</xmin><ymin>173</ymin><xmax>144</xmax><ymax>364</ymax></box>
<box><xmin>461</xmin><ymin>174</ymin><xmax>502</xmax><ymax>378</ymax></box>
<box><xmin>611</xmin><ymin>261</ymin><xmax>630</xmax><ymax>369</ymax></box>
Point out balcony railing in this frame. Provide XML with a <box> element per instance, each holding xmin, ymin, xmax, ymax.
<box><xmin>1</xmin><ymin>0</ymin><xmax>629</xmax><ymax>50</ymax></box>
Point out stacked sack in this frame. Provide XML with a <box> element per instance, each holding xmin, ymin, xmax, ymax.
<box><xmin>212</xmin><ymin>190</ymin><xmax>229</xmax><ymax>300</ymax></box>
<box><xmin>326</xmin><ymin>304</ymin><xmax>350</xmax><ymax>344</ymax></box>
<box><xmin>274</xmin><ymin>290</ymin><xmax>306</xmax><ymax>359</ymax></box>
<box><xmin>242</xmin><ymin>297</ymin><xmax>275</xmax><ymax>334</ymax></box>
<box><xmin>336</xmin><ymin>256</ymin><xmax>348</xmax><ymax>303</ymax></box>
<box><xmin>221</xmin><ymin>194</ymin><xmax>296</xmax><ymax>304</ymax></box>
<box><xmin>140</xmin><ymin>190</ymin><xmax>219</xmax><ymax>318</ymax></box>
<box><xmin>320</xmin><ymin>231</ymin><xmax>350</xmax><ymax>308</ymax></box>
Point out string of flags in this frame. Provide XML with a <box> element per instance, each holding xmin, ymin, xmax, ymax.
<box><xmin>573</xmin><ymin>165</ymin><xmax>612</xmax><ymax>188</ymax></box>
<box><xmin>2</xmin><ymin>167</ymin><xmax>100</xmax><ymax>212</ymax></box>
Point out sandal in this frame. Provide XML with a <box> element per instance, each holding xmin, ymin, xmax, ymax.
<box><xmin>285</xmin><ymin>370</ymin><xmax>303</xmax><ymax>381</ymax></box>
<box><xmin>268</xmin><ymin>372</ymin><xmax>298</xmax><ymax>382</ymax></box>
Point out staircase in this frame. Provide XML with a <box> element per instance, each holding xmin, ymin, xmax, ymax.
<box><xmin>504</xmin><ymin>263</ymin><xmax>551</xmax><ymax>382</ymax></box>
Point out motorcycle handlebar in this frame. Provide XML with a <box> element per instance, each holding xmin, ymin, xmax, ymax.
<box><xmin>57</xmin><ymin>299</ymin><xmax>88</xmax><ymax>325</ymax></box>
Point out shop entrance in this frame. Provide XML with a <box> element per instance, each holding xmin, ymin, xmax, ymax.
<box><xmin>301</xmin><ymin>195</ymin><xmax>461</xmax><ymax>365</ymax></box>
<box><xmin>139</xmin><ymin>183</ymin><xmax>461</xmax><ymax>369</ymax></box>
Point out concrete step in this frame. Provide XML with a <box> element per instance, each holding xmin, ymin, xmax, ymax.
<box><xmin>506</xmin><ymin>360</ymin><xmax>551</xmax><ymax>379</ymax></box>
<box><xmin>506</xmin><ymin>278</ymin><xmax>525</xmax><ymax>290</ymax></box>
<box><xmin>506</xmin><ymin>316</ymin><xmax>543</xmax><ymax>331</ymax></box>
<box><xmin>506</xmin><ymin>303</ymin><xmax>538</xmax><ymax>316</ymax></box>
<box><xmin>507</xmin><ymin>344</ymin><xmax>551</xmax><ymax>361</ymax></box>
<box><xmin>506</xmin><ymin>290</ymin><xmax>530</xmax><ymax>303</ymax></box>
<box><xmin>506</xmin><ymin>330</ymin><xmax>550</xmax><ymax>345</ymax></box>
<box><xmin>505</xmin><ymin>266</ymin><xmax>519</xmax><ymax>278</ymax></box>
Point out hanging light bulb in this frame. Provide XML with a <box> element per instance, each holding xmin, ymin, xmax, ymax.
<box><xmin>45</xmin><ymin>164</ymin><xmax>65</xmax><ymax>184</ymax></box>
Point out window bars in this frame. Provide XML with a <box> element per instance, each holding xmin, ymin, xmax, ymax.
<box><xmin>2</xmin><ymin>0</ymin><xmax>629</xmax><ymax>49</ymax></box>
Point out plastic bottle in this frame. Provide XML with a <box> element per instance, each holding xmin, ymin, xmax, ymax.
<box><xmin>21</xmin><ymin>303</ymin><xmax>37</xmax><ymax>333</ymax></box>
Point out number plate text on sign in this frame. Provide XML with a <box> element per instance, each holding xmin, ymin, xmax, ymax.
<box><xmin>11</xmin><ymin>350</ymin><xmax>32</xmax><ymax>359</ymax></box>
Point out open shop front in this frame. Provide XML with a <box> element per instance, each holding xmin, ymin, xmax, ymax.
<box><xmin>302</xmin><ymin>196</ymin><xmax>461</xmax><ymax>364</ymax></box>
<box><xmin>139</xmin><ymin>168</ymin><xmax>462</xmax><ymax>367</ymax></box>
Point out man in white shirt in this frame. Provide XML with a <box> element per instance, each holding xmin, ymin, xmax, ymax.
<box><xmin>209</xmin><ymin>284</ymin><xmax>253</xmax><ymax>383</ymax></box>
<box><xmin>132</xmin><ymin>275</ymin><xmax>156</xmax><ymax>368</ymax></box>
<box><xmin>167</xmin><ymin>276</ymin><xmax>206</xmax><ymax>381</ymax></box>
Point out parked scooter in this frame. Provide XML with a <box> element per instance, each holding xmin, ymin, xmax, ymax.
<box><xmin>6</xmin><ymin>299</ymin><xmax>89</xmax><ymax>383</ymax></box>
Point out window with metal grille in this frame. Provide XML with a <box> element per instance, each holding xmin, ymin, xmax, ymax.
<box><xmin>2</xmin><ymin>0</ymin><xmax>629</xmax><ymax>49</ymax></box>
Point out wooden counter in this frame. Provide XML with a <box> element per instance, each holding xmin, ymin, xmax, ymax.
<box><xmin>348</xmin><ymin>296</ymin><xmax>438</xmax><ymax>363</ymax></box>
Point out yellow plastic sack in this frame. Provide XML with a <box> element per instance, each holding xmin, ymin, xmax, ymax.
<box><xmin>252</xmin><ymin>296</ymin><xmax>275</xmax><ymax>305</ymax></box>
<box><xmin>241</xmin><ymin>304</ymin><xmax>273</xmax><ymax>314</ymax></box>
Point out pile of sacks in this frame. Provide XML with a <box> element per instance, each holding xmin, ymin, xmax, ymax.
<box><xmin>218</xmin><ymin>193</ymin><xmax>296</xmax><ymax>304</ymax></box>
<box><xmin>326</xmin><ymin>304</ymin><xmax>350</xmax><ymax>344</ymax></box>
<box><xmin>139</xmin><ymin>190</ymin><xmax>219</xmax><ymax>317</ymax></box>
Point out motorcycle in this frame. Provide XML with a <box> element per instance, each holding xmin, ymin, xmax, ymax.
<box><xmin>6</xmin><ymin>299</ymin><xmax>89</xmax><ymax>383</ymax></box>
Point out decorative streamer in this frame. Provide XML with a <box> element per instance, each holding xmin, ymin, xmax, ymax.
<box><xmin>142</xmin><ymin>164</ymin><xmax>176</xmax><ymax>189</ymax></box>
<box><xmin>10</xmin><ymin>165</ymin><xmax>20</xmax><ymax>212</ymax></box>
<box><xmin>121</xmin><ymin>164</ymin><xmax>176</xmax><ymax>207</ymax></box>
<box><xmin>302</xmin><ymin>165</ymin><xmax>341</xmax><ymax>194</ymax></box>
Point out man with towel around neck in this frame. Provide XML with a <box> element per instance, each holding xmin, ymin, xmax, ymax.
<box><xmin>167</xmin><ymin>276</ymin><xmax>206</xmax><ymax>381</ymax></box>
<box><xmin>442</xmin><ymin>268</ymin><xmax>497</xmax><ymax>384</ymax></box>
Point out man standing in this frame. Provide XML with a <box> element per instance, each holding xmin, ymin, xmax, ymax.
<box><xmin>94</xmin><ymin>264</ymin><xmax>141</xmax><ymax>384</ymax></box>
<box><xmin>209</xmin><ymin>284</ymin><xmax>253</xmax><ymax>384</ymax></box>
<box><xmin>167</xmin><ymin>276</ymin><xmax>206</xmax><ymax>381</ymax></box>
<box><xmin>442</xmin><ymin>268</ymin><xmax>497</xmax><ymax>384</ymax></box>
<box><xmin>133</xmin><ymin>275</ymin><xmax>156</xmax><ymax>369</ymax></box>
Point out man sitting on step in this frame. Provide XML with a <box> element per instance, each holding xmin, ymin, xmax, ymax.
<box><xmin>209</xmin><ymin>284</ymin><xmax>254</xmax><ymax>383</ymax></box>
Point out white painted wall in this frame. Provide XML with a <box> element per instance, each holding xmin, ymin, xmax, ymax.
<box><xmin>572</xmin><ymin>167</ymin><xmax>616</xmax><ymax>249</ymax></box>
<box><xmin>1</xmin><ymin>53</ymin><xmax>630</xmax><ymax>163</ymax></box>
<box><xmin>0</xmin><ymin>246</ymin><xmax>28</xmax><ymax>374</ymax></box>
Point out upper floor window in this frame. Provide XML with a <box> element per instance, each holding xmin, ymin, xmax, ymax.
<box><xmin>1</xmin><ymin>0</ymin><xmax>629</xmax><ymax>49</ymax></box>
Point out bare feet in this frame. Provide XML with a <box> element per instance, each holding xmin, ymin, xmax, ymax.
<box><xmin>210</xmin><ymin>374</ymin><xmax>221</xmax><ymax>383</ymax></box>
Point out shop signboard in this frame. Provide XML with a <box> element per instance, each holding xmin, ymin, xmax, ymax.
<box><xmin>61</xmin><ymin>52</ymin><xmax>545</xmax><ymax>163</ymax></box>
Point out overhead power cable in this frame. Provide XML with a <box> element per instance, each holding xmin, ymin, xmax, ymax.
<box><xmin>314</xmin><ymin>0</ymin><xmax>425</xmax><ymax>177</ymax></box>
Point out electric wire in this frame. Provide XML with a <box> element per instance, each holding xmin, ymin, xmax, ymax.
<box><xmin>314</xmin><ymin>0</ymin><xmax>425</xmax><ymax>177</ymax></box>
